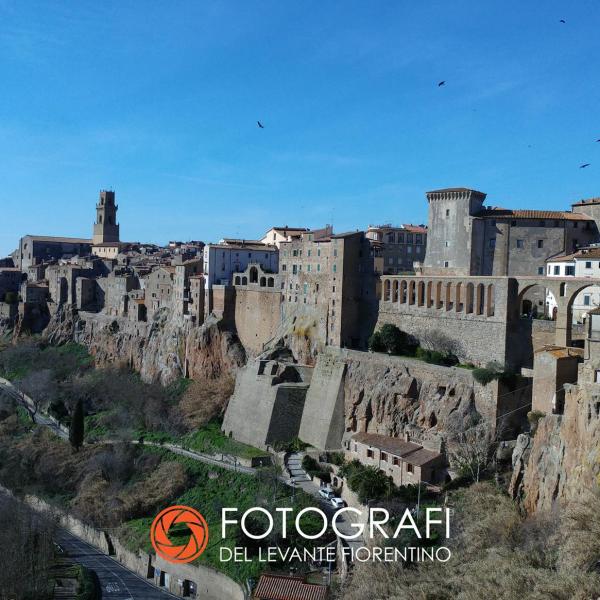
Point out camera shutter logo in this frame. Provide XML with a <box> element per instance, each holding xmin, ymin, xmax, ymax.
<box><xmin>151</xmin><ymin>505</ymin><xmax>209</xmax><ymax>564</ymax></box>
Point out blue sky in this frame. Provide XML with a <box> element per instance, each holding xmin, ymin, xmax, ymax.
<box><xmin>1</xmin><ymin>0</ymin><xmax>599</xmax><ymax>256</ymax></box>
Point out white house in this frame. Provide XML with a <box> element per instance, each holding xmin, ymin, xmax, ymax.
<box><xmin>546</xmin><ymin>246</ymin><xmax>600</xmax><ymax>323</ymax></box>
<box><xmin>202</xmin><ymin>241</ymin><xmax>278</xmax><ymax>289</ymax></box>
<box><xmin>260</xmin><ymin>226</ymin><xmax>308</xmax><ymax>248</ymax></box>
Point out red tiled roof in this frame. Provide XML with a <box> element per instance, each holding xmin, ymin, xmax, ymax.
<box><xmin>547</xmin><ymin>246</ymin><xmax>600</xmax><ymax>262</ymax></box>
<box><xmin>254</xmin><ymin>575</ymin><xmax>328</xmax><ymax>600</ymax></box>
<box><xmin>476</xmin><ymin>208</ymin><xmax>591</xmax><ymax>221</ymax></box>
<box><xmin>402</xmin><ymin>224</ymin><xmax>428</xmax><ymax>233</ymax></box>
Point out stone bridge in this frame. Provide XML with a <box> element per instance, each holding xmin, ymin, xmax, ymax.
<box><xmin>378</xmin><ymin>274</ymin><xmax>597</xmax><ymax>367</ymax></box>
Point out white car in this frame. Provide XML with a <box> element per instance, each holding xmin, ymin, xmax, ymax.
<box><xmin>319</xmin><ymin>488</ymin><xmax>334</xmax><ymax>500</ymax></box>
<box><xmin>330</xmin><ymin>497</ymin><xmax>345</xmax><ymax>509</ymax></box>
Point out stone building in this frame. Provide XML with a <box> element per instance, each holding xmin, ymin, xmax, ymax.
<box><xmin>546</xmin><ymin>246</ymin><xmax>600</xmax><ymax>323</ymax></box>
<box><xmin>202</xmin><ymin>241</ymin><xmax>278</xmax><ymax>315</ymax></box>
<box><xmin>16</xmin><ymin>235</ymin><xmax>92</xmax><ymax>270</ymax></box>
<box><xmin>421</xmin><ymin>188</ymin><xmax>598</xmax><ymax>277</ymax></box>
<box><xmin>366</xmin><ymin>223</ymin><xmax>427</xmax><ymax>274</ymax></box>
<box><xmin>143</xmin><ymin>266</ymin><xmax>175</xmax><ymax>319</ymax></box>
<box><xmin>173</xmin><ymin>258</ymin><xmax>203</xmax><ymax>317</ymax></box>
<box><xmin>279</xmin><ymin>227</ymin><xmax>380</xmax><ymax>352</ymax></box>
<box><xmin>345</xmin><ymin>432</ymin><xmax>446</xmax><ymax>486</ymax></box>
<box><xmin>46</xmin><ymin>264</ymin><xmax>95</xmax><ymax>306</ymax></box>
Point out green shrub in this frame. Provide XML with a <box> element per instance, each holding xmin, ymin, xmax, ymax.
<box><xmin>472</xmin><ymin>367</ymin><xmax>498</xmax><ymax>385</ymax></box>
<box><xmin>368</xmin><ymin>330</ymin><xmax>385</xmax><ymax>352</ymax></box>
<box><xmin>379</xmin><ymin>323</ymin><xmax>410</xmax><ymax>355</ymax></box>
<box><xmin>328</xmin><ymin>452</ymin><xmax>346</xmax><ymax>467</ymax></box>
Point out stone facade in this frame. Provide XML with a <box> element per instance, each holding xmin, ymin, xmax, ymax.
<box><xmin>421</xmin><ymin>188</ymin><xmax>598</xmax><ymax>277</ymax></box>
<box><xmin>92</xmin><ymin>190</ymin><xmax>120</xmax><ymax>245</ymax></box>
<box><xmin>16</xmin><ymin>235</ymin><xmax>92</xmax><ymax>270</ymax></box>
<box><xmin>365</xmin><ymin>223</ymin><xmax>427</xmax><ymax>274</ymax></box>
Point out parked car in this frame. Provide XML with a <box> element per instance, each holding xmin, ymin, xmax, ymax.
<box><xmin>330</xmin><ymin>497</ymin><xmax>345</xmax><ymax>509</ymax></box>
<box><xmin>319</xmin><ymin>488</ymin><xmax>334</xmax><ymax>500</ymax></box>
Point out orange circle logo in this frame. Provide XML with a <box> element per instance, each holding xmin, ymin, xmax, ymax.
<box><xmin>150</xmin><ymin>505</ymin><xmax>209</xmax><ymax>564</ymax></box>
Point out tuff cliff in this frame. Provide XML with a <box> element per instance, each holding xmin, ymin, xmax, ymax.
<box><xmin>44</xmin><ymin>306</ymin><xmax>246</xmax><ymax>385</ymax></box>
<box><xmin>339</xmin><ymin>350</ymin><xmax>530</xmax><ymax>446</ymax></box>
<box><xmin>510</xmin><ymin>382</ymin><xmax>600</xmax><ymax>513</ymax></box>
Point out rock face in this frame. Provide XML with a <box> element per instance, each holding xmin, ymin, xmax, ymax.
<box><xmin>341</xmin><ymin>350</ymin><xmax>508</xmax><ymax>449</ymax></box>
<box><xmin>44</xmin><ymin>306</ymin><xmax>246</xmax><ymax>385</ymax></box>
<box><xmin>510</xmin><ymin>382</ymin><xmax>600</xmax><ymax>513</ymax></box>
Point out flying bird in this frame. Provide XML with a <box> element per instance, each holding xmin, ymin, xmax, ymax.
<box><xmin>560</xmin><ymin>19</ymin><xmax>566</xmax><ymax>23</ymax></box>
<box><xmin>580</xmin><ymin>163</ymin><xmax>591</xmax><ymax>168</ymax></box>
<box><xmin>257</xmin><ymin>120</ymin><xmax>264</xmax><ymax>129</ymax></box>
<box><xmin>438</xmin><ymin>81</ymin><xmax>446</xmax><ymax>87</ymax></box>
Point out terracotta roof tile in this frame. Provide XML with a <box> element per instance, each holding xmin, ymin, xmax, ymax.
<box><xmin>254</xmin><ymin>575</ymin><xmax>328</xmax><ymax>600</ymax></box>
<box><xmin>351</xmin><ymin>432</ymin><xmax>441</xmax><ymax>466</ymax></box>
<box><xmin>477</xmin><ymin>208</ymin><xmax>591</xmax><ymax>221</ymax></box>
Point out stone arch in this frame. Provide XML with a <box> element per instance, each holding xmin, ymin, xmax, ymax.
<box><xmin>427</xmin><ymin>281</ymin><xmax>433</xmax><ymax>308</ymax></box>
<box><xmin>562</xmin><ymin>282</ymin><xmax>599</xmax><ymax>346</ymax></box>
<box><xmin>517</xmin><ymin>283</ymin><xmax>552</xmax><ymax>319</ymax></box>
<box><xmin>267</xmin><ymin>277</ymin><xmax>274</xmax><ymax>287</ymax></box>
<box><xmin>476</xmin><ymin>283</ymin><xmax>485</xmax><ymax>315</ymax></box>
<box><xmin>392</xmin><ymin>280</ymin><xmax>399</xmax><ymax>303</ymax></box>
<box><xmin>445</xmin><ymin>282</ymin><xmax>453</xmax><ymax>311</ymax></box>
<box><xmin>486</xmin><ymin>284</ymin><xmax>495</xmax><ymax>316</ymax></box>
<box><xmin>418</xmin><ymin>281</ymin><xmax>425</xmax><ymax>306</ymax></box>
<box><xmin>408</xmin><ymin>280</ymin><xmax>416</xmax><ymax>305</ymax></box>
<box><xmin>466</xmin><ymin>283</ymin><xmax>474</xmax><ymax>314</ymax></box>
<box><xmin>435</xmin><ymin>281</ymin><xmax>443</xmax><ymax>309</ymax></box>
<box><xmin>249</xmin><ymin>266</ymin><xmax>258</xmax><ymax>283</ymax></box>
<box><xmin>455</xmin><ymin>282</ymin><xmax>463</xmax><ymax>312</ymax></box>
<box><xmin>384</xmin><ymin>279</ymin><xmax>391</xmax><ymax>301</ymax></box>
<box><xmin>400</xmin><ymin>280</ymin><xmax>408</xmax><ymax>304</ymax></box>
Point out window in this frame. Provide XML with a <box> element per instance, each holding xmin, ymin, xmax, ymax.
<box><xmin>292</xmin><ymin>265</ymin><xmax>297</xmax><ymax>274</ymax></box>
<box><xmin>444</xmin><ymin>261</ymin><xmax>449</xmax><ymax>268</ymax></box>
<box><xmin>406</xmin><ymin>463</ymin><xmax>414</xmax><ymax>474</ymax></box>
<box><xmin>307</xmin><ymin>265</ymin><xmax>311</xmax><ymax>272</ymax></box>
<box><xmin>333</xmin><ymin>264</ymin><xmax>337</xmax><ymax>273</ymax></box>
<box><xmin>573</xmin><ymin>221</ymin><xmax>578</xmax><ymax>229</ymax></box>
<box><xmin>554</xmin><ymin>265</ymin><xmax>560</xmax><ymax>275</ymax></box>
<box><xmin>586</xmin><ymin>261</ymin><xmax>592</xmax><ymax>269</ymax></box>
<box><xmin>307</xmin><ymin>249</ymin><xmax>311</xmax><ymax>257</ymax></box>
<box><xmin>445</xmin><ymin>241</ymin><xmax>450</xmax><ymax>247</ymax></box>
<box><xmin>584</xmin><ymin>295</ymin><xmax>591</xmax><ymax>306</ymax></box>
<box><xmin>303</xmin><ymin>283</ymin><xmax>308</xmax><ymax>294</ymax></box>
<box><xmin>398</xmin><ymin>233</ymin><xmax>404</xmax><ymax>244</ymax></box>
<box><xmin>538</xmin><ymin>267</ymin><xmax>544</xmax><ymax>275</ymax></box>
<box><xmin>333</xmin><ymin>249</ymin><xmax>338</xmax><ymax>257</ymax></box>
<box><xmin>381</xmin><ymin>452</ymin><xmax>388</xmax><ymax>462</ymax></box>
<box><xmin>566</xmin><ymin>265</ymin><xmax>575</xmax><ymax>276</ymax></box>
<box><xmin>392</xmin><ymin>457</ymin><xmax>400</xmax><ymax>466</ymax></box>
<box><xmin>293</xmin><ymin>250</ymin><xmax>298</xmax><ymax>257</ymax></box>
<box><xmin>317</xmin><ymin>264</ymin><xmax>321</xmax><ymax>272</ymax></box>
<box><xmin>407</xmin><ymin>247</ymin><xmax>412</xmax><ymax>254</ymax></box>
<box><xmin>367</xmin><ymin>449</ymin><xmax>374</xmax><ymax>458</ymax></box>
<box><xmin>416</xmin><ymin>234</ymin><xmax>422</xmax><ymax>244</ymax></box>
<box><xmin>317</xmin><ymin>249</ymin><xmax>321</xmax><ymax>257</ymax></box>
<box><xmin>537</xmin><ymin>240</ymin><xmax>544</xmax><ymax>249</ymax></box>
<box><xmin>445</xmin><ymin>209</ymin><xmax>450</xmax><ymax>217</ymax></box>
<box><xmin>516</xmin><ymin>239</ymin><xmax>524</xmax><ymax>248</ymax></box>
<box><xmin>282</xmin><ymin>264</ymin><xmax>286</xmax><ymax>271</ymax></box>
<box><xmin>489</xmin><ymin>239</ymin><xmax>496</xmax><ymax>248</ymax></box>
<box><xmin>407</xmin><ymin>234</ymin><xmax>413</xmax><ymax>244</ymax></box>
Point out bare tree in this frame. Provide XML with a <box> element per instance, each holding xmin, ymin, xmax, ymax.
<box><xmin>448</xmin><ymin>421</ymin><xmax>505</xmax><ymax>483</ymax></box>
<box><xmin>15</xmin><ymin>369</ymin><xmax>56</xmax><ymax>422</ymax></box>
<box><xmin>419</xmin><ymin>329</ymin><xmax>461</xmax><ymax>356</ymax></box>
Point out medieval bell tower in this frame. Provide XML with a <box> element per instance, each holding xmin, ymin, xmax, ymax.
<box><xmin>93</xmin><ymin>190</ymin><xmax>120</xmax><ymax>244</ymax></box>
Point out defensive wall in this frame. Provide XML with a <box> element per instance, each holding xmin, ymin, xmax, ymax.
<box><xmin>0</xmin><ymin>485</ymin><xmax>245</xmax><ymax>600</ymax></box>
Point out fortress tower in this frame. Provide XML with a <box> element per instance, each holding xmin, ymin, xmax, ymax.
<box><xmin>92</xmin><ymin>190</ymin><xmax>120</xmax><ymax>245</ymax></box>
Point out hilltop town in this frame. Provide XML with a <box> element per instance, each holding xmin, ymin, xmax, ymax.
<box><xmin>1</xmin><ymin>187</ymin><xmax>600</xmax><ymax>598</ymax></box>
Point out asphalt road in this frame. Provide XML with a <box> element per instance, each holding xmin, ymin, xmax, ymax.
<box><xmin>56</xmin><ymin>530</ymin><xmax>178</xmax><ymax>600</ymax></box>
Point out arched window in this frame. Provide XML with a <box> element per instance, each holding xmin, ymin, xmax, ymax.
<box><xmin>384</xmin><ymin>279</ymin><xmax>391</xmax><ymax>301</ymax></box>
<box><xmin>267</xmin><ymin>277</ymin><xmax>274</xmax><ymax>287</ymax></box>
<box><xmin>436</xmin><ymin>281</ymin><xmax>443</xmax><ymax>309</ymax></box>
<box><xmin>455</xmin><ymin>282</ymin><xmax>463</xmax><ymax>312</ymax></box>
<box><xmin>234</xmin><ymin>276</ymin><xmax>241</xmax><ymax>285</ymax></box>
<box><xmin>400</xmin><ymin>280</ymin><xmax>408</xmax><ymax>304</ymax></box>
<box><xmin>260</xmin><ymin>276</ymin><xmax>266</xmax><ymax>287</ymax></box>
<box><xmin>408</xmin><ymin>281</ymin><xmax>416</xmax><ymax>305</ymax></box>
<box><xmin>242</xmin><ymin>276</ymin><xmax>248</xmax><ymax>285</ymax></box>
<box><xmin>427</xmin><ymin>281</ymin><xmax>433</xmax><ymax>307</ymax></box>
<box><xmin>249</xmin><ymin>266</ymin><xmax>258</xmax><ymax>283</ymax></box>
<box><xmin>392</xmin><ymin>280</ymin><xmax>399</xmax><ymax>302</ymax></box>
